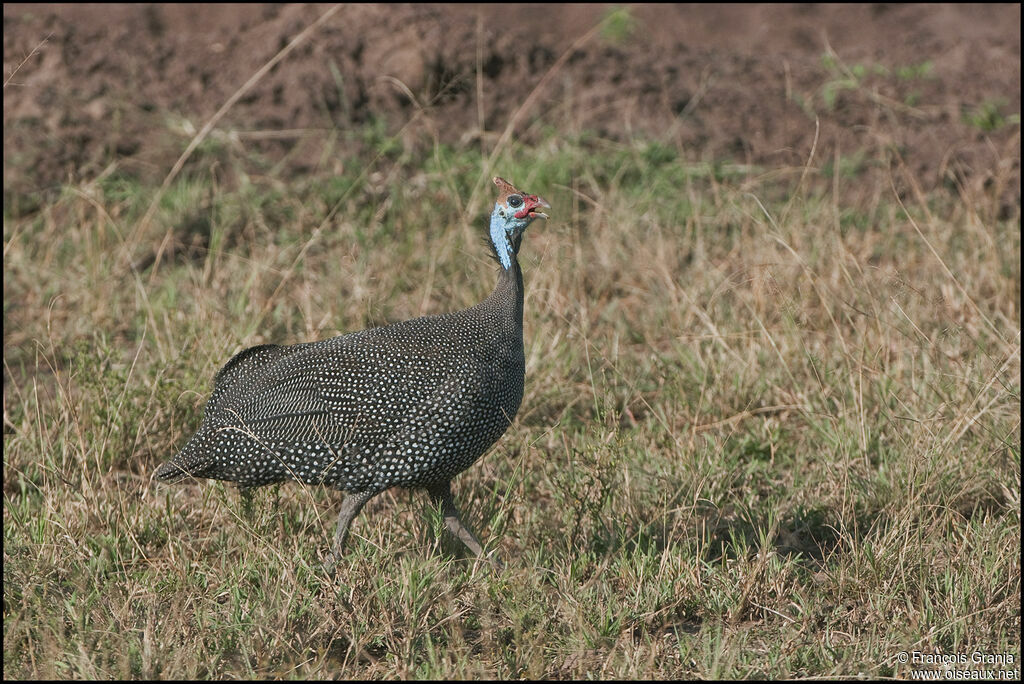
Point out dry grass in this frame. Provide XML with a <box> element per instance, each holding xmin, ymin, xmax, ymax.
<box><xmin>3</xmin><ymin>119</ymin><xmax>1020</xmax><ymax>678</ymax></box>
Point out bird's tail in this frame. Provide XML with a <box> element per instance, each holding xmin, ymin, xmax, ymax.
<box><xmin>154</xmin><ymin>433</ymin><xmax>212</xmax><ymax>482</ymax></box>
<box><xmin>154</xmin><ymin>458</ymin><xmax>190</xmax><ymax>482</ymax></box>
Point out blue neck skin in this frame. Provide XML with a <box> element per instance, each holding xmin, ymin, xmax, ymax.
<box><xmin>489</xmin><ymin>205</ymin><xmax>517</xmax><ymax>271</ymax></box>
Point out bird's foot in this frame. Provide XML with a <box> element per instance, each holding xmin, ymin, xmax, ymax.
<box><xmin>322</xmin><ymin>549</ymin><xmax>342</xmax><ymax>578</ymax></box>
<box><xmin>480</xmin><ymin>549</ymin><xmax>505</xmax><ymax>572</ymax></box>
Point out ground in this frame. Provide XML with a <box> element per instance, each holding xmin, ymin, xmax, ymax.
<box><xmin>3</xmin><ymin>3</ymin><xmax>1020</xmax><ymax>210</ymax></box>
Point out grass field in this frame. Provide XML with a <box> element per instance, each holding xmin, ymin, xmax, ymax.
<box><xmin>3</xmin><ymin>116</ymin><xmax>1020</xmax><ymax>678</ymax></box>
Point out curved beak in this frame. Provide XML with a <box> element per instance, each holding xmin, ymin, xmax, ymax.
<box><xmin>526</xmin><ymin>195</ymin><xmax>551</xmax><ymax>220</ymax></box>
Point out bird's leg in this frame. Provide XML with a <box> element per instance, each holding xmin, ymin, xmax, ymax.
<box><xmin>325</xmin><ymin>490</ymin><xmax>375</xmax><ymax>574</ymax></box>
<box><xmin>427</xmin><ymin>481</ymin><xmax>502</xmax><ymax>569</ymax></box>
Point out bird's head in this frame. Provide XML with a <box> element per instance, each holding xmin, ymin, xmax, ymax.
<box><xmin>489</xmin><ymin>176</ymin><xmax>550</xmax><ymax>270</ymax></box>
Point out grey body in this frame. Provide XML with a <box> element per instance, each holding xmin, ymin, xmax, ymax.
<box><xmin>156</xmin><ymin>266</ymin><xmax>523</xmax><ymax>495</ymax></box>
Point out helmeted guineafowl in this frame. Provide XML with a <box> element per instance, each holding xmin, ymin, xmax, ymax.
<box><xmin>154</xmin><ymin>176</ymin><xmax>550</xmax><ymax>568</ymax></box>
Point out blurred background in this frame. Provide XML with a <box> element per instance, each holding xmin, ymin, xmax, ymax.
<box><xmin>4</xmin><ymin>3</ymin><xmax>1020</xmax><ymax>208</ymax></box>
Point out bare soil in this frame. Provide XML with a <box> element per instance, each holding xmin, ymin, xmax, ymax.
<box><xmin>3</xmin><ymin>3</ymin><xmax>1020</xmax><ymax>208</ymax></box>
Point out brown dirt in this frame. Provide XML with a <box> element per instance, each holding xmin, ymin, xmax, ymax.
<box><xmin>3</xmin><ymin>3</ymin><xmax>1020</xmax><ymax>208</ymax></box>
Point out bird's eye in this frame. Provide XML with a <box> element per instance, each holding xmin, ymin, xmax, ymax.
<box><xmin>508</xmin><ymin>195</ymin><xmax>523</xmax><ymax>208</ymax></box>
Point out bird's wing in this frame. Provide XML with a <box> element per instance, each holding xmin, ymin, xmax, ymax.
<box><xmin>210</xmin><ymin>334</ymin><xmax>456</xmax><ymax>448</ymax></box>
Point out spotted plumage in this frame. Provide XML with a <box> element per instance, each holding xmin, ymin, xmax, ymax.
<box><xmin>155</xmin><ymin>177</ymin><xmax>550</xmax><ymax>567</ymax></box>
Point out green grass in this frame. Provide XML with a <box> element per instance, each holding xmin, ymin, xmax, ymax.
<box><xmin>813</xmin><ymin>50</ymin><xmax>941</xmax><ymax>117</ymax></box>
<box><xmin>962</xmin><ymin>99</ymin><xmax>1022</xmax><ymax>133</ymax></box>
<box><xmin>599</xmin><ymin>6</ymin><xmax>638</xmax><ymax>45</ymax></box>
<box><xmin>3</xmin><ymin>121</ymin><xmax>1020</xmax><ymax>678</ymax></box>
